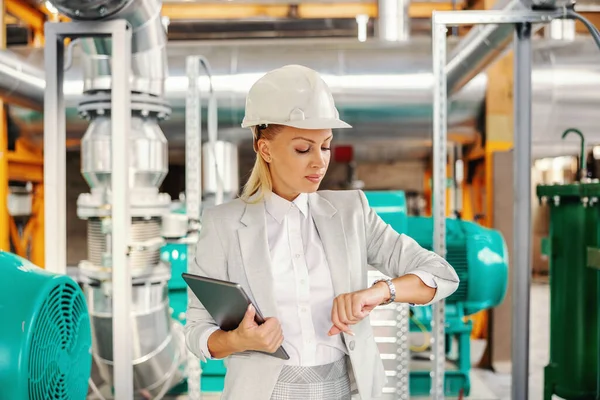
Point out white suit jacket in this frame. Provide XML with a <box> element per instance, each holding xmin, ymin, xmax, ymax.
<box><xmin>185</xmin><ymin>189</ymin><xmax>460</xmax><ymax>399</ymax></box>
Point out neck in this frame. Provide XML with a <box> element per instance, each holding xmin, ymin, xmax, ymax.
<box><xmin>271</xmin><ymin>184</ymin><xmax>299</xmax><ymax>202</ymax></box>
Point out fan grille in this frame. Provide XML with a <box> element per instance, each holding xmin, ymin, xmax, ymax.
<box><xmin>28</xmin><ymin>281</ymin><xmax>91</xmax><ymax>400</ymax></box>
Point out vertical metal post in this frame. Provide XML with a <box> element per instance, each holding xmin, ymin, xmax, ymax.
<box><xmin>512</xmin><ymin>21</ymin><xmax>532</xmax><ymax>400</ymax></box>
<box><xmin>110</xmin><ymin>20</ymin><xmax>133</xmax><ymax>400</ymax></box>
<box><xmin>432</xmin><ymin>19</ymin><xmax>448</xmax><ymax>400</ymax></box>
<box><xmin>185</xmin><ymin>55</ymin><xmax>203</xmax><ymax>400</ymax></box>
<box><xmin>186</xmin><ymin>56</ymin><xmax>202</xmax><ymax>224</ymax></box>
<box><xmin>43</xmin><ymin>25</ymin><xmax>66</xmax><ymax>274</ymax></box>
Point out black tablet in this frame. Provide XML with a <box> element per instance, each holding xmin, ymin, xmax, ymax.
<box><xmin>182</xmin><ymin>272</ymin><xmax>290</xmax><ymax>360</ymax></box>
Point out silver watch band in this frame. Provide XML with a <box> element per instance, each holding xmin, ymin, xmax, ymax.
<box><xmin>372</xmin><ymin>278</ymin><xmax>396</xmax><ymax>305</ymax></box>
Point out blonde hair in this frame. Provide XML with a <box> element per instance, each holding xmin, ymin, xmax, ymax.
<box><xmin>240</xmin><ymin>124</ymin><xmax>285</xmax><ymax>203</ymax></box>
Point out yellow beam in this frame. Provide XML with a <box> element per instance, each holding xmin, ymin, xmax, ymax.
<box><xmin>5</xmin><ymin>0</ymin><xmax>45</xmax><ymax>31</ymax></box>
<box><xmin>161</xmin><ymin>2</ymin><xmax>464</xmax><ymax>20</ymax></box>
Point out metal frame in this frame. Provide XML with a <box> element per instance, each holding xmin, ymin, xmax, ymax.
<box><xmin>185</xmin><ymin>55</ymin><xmax>203</xmax><ymax>400</ymax></box>
<box><xmin>431</xmin><ymin>8</ymin><xmax>556</xmax><ymax>400</ymax></box>
<box><xmin>44</xmin><ymin>20</ymin><xmax>133</xmax><ymax>400</ymax></box>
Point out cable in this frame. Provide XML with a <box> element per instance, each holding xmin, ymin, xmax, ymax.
<box><xmin>565</xmin><ymin>9</ymin><xmax>600</xmax><ymax>50</ymax></box>
<box><xmin>409</xmin><ymin>314</ymin><xmax>431</xmax><ymax>352</ymax></box>
<box><xmin>63</xmin><ymin>38</ymin><xmax>80</xmax><ymax>71</ymax></box>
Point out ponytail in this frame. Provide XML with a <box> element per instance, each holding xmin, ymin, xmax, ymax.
<box><xmin>240</xmin><ymin>124</ymin><xmax>284</xmax><ymax>203</ymax></box>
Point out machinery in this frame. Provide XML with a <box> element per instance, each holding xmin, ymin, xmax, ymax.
<box><xmin>0</xmin><ymin>251</ymin><xmax>92</xmax><ymax>400</ymax></box>
<box><xmin>364</xmin><ymin>191</ymin><xmax>508</xmax><ymax>396</ymax></box>
<box><xmin>537</xmin><ymin>129</ymin><xmax>600</xmax><ymax>400</ymax></box>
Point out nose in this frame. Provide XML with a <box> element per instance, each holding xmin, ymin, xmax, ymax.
<box><xmin>311</xmin><ymin>150</ymin><xmax>327</xmax><ymax>169</ymax></box>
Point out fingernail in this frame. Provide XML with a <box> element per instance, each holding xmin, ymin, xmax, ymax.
<box><xmin>347</xmin><ymin>331</ymin><xmax>355</xmax><ymax>336</ymax></box>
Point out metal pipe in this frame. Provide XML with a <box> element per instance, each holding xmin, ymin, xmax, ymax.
<box><xmin>0</xmin><ymin>50</ymin><xmax>44</xmax><ymax>111</ymax></box>
<box><xmin>446</xmin><ymin>0</ymin><xmax>529</xmax><ymax>96</ymax></box>
<box><xmin>3</xmin><ymin>38</ymin><xmax>487</xmax><ymax>141</ymax></box>
<box><xmin>3</xmin><ymin>37</ymin><xmax>600</xmax><ymax>157</ymax></box>
<box><xmin>512</xmin><ymin>21</ymin><xmax>532</xmax><ymax>400</ymax></box>
<box><xmin>377</xmin><ymin>0</ymin><xmax>410</xmax><ymax>41</ymax></box>
<box><xmin>47</xmin><ymin>0</ymin><xmax>168</xmax><ymax>97</ymax></box>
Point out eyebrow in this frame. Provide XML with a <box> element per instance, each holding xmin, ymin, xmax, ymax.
<box><xmin>292</xmin><ymin>135</ymin><xmax>333</xmax><ymax>144</ymax></box>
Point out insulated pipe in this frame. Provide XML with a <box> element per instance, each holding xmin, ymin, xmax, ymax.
<box><xmin>446</xmin><ymin>0</ymin><xmax>530</xmax><ymax>96</ymax></box>
<box><xmin>0</xmin><ymin>50</ymin><xmax>44</xmax><ymax>111</ymax></box>
<box><xmin>48</xmin><ymin>0</ymin><xmax>168</xmax><ymax>97</ymax></box>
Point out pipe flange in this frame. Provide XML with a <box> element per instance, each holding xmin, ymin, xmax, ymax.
<box><xmin>77</xmin><ymin>190</ymin><xmax>171</xmax><ymax>219</ymax></box>
<box><xmin>77</xmin><ymin>92</ymin><xmax>172</xmax><ymax>121</ymax></box>
<box><xmin>79</xmin><ymin>260</ymin><xmax>171</xmax><ymax>284</ymax></box>
<box><xmin>50</xmin><ymin>0</ymin><xmax>134</xmax><ymax>20</ymax></box>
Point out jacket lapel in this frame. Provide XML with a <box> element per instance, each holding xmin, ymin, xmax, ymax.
<box><xmin>237</xmin><ymin>201</ymin><xmax>279</xmax><ymax>319</ymax></box>
<box><xmin>309</xmin><ymin>193</ymin><xmax>351</xmax><ymax>296</ymax></box>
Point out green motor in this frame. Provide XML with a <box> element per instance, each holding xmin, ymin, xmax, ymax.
<box><xmin>0</xmin><ymin>251</ymin><xmax>92</xmax><ymax>400</ymax></box>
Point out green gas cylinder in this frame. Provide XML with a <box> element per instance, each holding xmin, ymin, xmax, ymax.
<box><xmin>537</xmin><ymin>182</ymin><xmax>600</xmax><ymax>400</ymax></box>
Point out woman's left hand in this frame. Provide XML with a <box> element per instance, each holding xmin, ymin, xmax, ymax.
<box><xmin>328</xmin><ymin>283</ymin><xmax>389</xmax><ymax>336</ymax></box>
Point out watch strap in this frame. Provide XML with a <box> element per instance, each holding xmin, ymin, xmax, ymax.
<box><xmin>372</xmin><ymin>278</ymin><xmax>396</xmax><ymax>305</ymax></box>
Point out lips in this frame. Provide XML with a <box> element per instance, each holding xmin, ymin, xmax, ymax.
<box><xmin>305</xmin><ymin>175</ymin><xmax>323</xmax><ymax>183</ymax></box>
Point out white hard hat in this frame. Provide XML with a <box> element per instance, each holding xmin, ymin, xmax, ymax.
<box><xmin>241</xmin><ymin>64</ymin><xmax>352</xmax><ymax>130</ymax></box>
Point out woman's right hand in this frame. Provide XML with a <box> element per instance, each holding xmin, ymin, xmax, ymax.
<box><xmin>232</xmin><ymin>304</ymin><xmax>284</xmax><ymax>354</ymax></box>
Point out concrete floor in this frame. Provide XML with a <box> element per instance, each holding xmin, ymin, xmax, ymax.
<box><xmin>475</xmin><ymin>281</ymin><xmax>551</xmax><ymax>400</ymax></box>
<box><xmin>89</xmin><ymin>282</ymin><xmax>552</xmax><ymax>399</ymax></box>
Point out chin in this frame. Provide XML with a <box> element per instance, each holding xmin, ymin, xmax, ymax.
<box><xmin>299</xmin><ymin>182</ymin><xmax>321</xmax><ymax>193</ymax></box>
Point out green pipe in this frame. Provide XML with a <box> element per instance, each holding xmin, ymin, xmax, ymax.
<box><xmin>562</xmin><ymin>128</ymin><xmax>586</xmax><ymax>179</ymax></box>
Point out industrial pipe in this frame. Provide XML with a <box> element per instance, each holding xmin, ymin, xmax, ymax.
<box><xmin>48</xmin><ymin>0</ymin><xmax>168</xmax><ymax>96</ymax></box>
<box><xmin>446</xmin><ymin>0</ymin><xmax>529</xmax><ymax>96</ymax></box>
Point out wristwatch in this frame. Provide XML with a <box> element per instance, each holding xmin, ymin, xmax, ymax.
<box><xmin>372</xmin><ymin>278</ymin><xmax>396</xmax><ymax>305</ymax></box>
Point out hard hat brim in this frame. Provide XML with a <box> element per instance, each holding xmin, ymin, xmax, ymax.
<box><xmin>242</xmin><ymin>118</ymin><xmax>352</xmax><ymax>130</ymax></box>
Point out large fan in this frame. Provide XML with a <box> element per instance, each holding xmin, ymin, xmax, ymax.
<box><xmin>0</xmin><ymin>251</ymin><xmax>92</xmax><ymax>400</ymax></box>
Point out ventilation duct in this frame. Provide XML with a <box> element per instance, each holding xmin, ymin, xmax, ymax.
<box><xmin>447</xmin><ymin>0</ymin><xmax>532</xmax><ymax>96</ymax></box>
<box><xmin>0</xmin><ymin>35</ymin><xmax>598</xmax><ymax>159</ymax></box>
<box><xmin>49</xmin><ymin>0</ymin><xmax>168</xmax><ymax>96</ymax></box>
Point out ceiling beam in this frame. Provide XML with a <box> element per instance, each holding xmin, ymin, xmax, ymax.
<box><xmin>161</xmin><ymin>2</ymin><xmax>465</xmax><ymax>20</ymax></box>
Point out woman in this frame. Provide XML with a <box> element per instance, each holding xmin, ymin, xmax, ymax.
<box><xmin>185</xmin><ymin>65</ymin><xmax>460</xmax><ymax>400</ymax></box>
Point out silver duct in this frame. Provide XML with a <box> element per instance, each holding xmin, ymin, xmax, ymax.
<box><xmin>8</xmin><ymin>37</ymin><xmax>486</xmax><ymax>144</ymax></box>
<box><xmin>446</xmin><ymin>0</ymin><xmax>531</xmax><ymax>96</ymax></box>
<box><xmin>51</xmin><ymin>0</ymin><xmax>168</xmax><ymax>96</ymax></box>
<box><xmin>0</xmin><ymin>50</ymin><xmax>44</xmax><ymax>110</ymax></box>
<box><xmin>377</xmin><ymin>0</ymin><xmax>411</xmax><ymax>41</ymax></box>
<box><xmin>1</xmin><ymin>37</ymin><xmax>600</xmax><ymax>158</ymax></box>
<box><xmin>46</xmin><ymin>0</ymin><xmax>182</xmax><ymax>396</ymax></box>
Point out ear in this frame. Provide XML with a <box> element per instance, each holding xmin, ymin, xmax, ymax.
<box><xmin>257</xmin><ymin>138</ymin><xmax>272</xmax><ymax>163</ymax></box>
